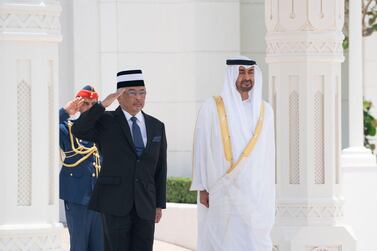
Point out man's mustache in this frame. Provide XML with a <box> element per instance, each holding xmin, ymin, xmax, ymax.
<box><xmin>241</xmin><ymin>80</ymin><xmax>253</xmax><ymax>85</ymax></box>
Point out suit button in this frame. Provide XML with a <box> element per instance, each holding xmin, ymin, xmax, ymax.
<box><xmin>135</xmin><ymin>178</ymin><xmax>139</xmax><ymax>182</ymax></box>
<box><xmin>70</xmin><ymin>173</ymin><xmax>73</xmax><ymax>176</ymax></box>
<box><xmin>92</xmin><ymin>173</ymin><xmax>95</xmax><ymax>177</ymax></box>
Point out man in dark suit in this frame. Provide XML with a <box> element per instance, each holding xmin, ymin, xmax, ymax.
<box><xmin>71</xmin><ymin>70</ymin><xmax>167</xmax><ymax>251</ymax></box>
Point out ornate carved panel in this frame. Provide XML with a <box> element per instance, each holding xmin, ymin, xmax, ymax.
<box><xmin>266</xmin><ymin>40</ymin><xmax>343</xmax><ymax>57</ymax></box>
<box><xmin>314</xmin><ymin>89</ymin><xmax>324</xmax><ymax>185</ymax></box>
<box><xmin>306</xmin><ymin>245</ymin><xmax>342</xmax><ymax>251</ymax></box>
<box><xmin>0</xmin><ymin>3</ymin><xmax>61</xmax><ymax>40</ymax></box>
<box><xmin>17</xmin><ymin>60</ymin><xmax>32</xmax><ymax>206</ymax></box>
<box><xmin>0</xmin><ymin>232</ymin><xmax>60</xmax><ymax>250</ymax></box>
<box><xmin>276</xmin><ymin>204</ymin><xmax>343</xmax><ymax>218</ymax></box>
<box><xmin>289</xmin><ymin>88</ymin><xmax>300</xmax><ymax>184</ymax></box>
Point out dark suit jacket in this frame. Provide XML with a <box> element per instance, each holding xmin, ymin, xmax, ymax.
<box><xmin>71</xmin><ymin>103</ymin><xmax>167</xmax><ymax>220</ymax></box>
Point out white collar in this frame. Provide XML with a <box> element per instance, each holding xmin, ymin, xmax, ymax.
<box><xmin>122</xmin><ymin>109</ymin><xmax>144</xmax><ymax>122</ymax></box>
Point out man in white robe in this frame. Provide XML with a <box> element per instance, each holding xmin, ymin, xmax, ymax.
<box><xmin>190</xmin><ymin>56</ymin><xmax>275</xmax><ymax>251</ymax></box>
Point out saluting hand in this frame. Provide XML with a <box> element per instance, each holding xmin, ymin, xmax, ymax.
<box><xmin>101</xmin><ymin>88</ymin><xmax>126</xmax><ymax>108</ymax></box>
<box><xmin>64</xmin><ymin>97</ymin><xmax>84</xmax><ymax>116</ymax></box>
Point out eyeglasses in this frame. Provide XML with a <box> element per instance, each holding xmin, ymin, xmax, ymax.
<box><xmin>126</xmin><ymin>90</ymin><xmax>147</xmax><ymax>97</ymax></box>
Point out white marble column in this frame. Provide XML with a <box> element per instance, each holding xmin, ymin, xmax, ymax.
<box><xmin>0</xmin><ymin>1</ymin><xmax>63</xmax><ymax>250</ymax></box>
<box><xmin>266</xmin><ymin>0</ymin><xmax>356</xmax><ymax>250</ymax></box>
<box><xmin>342</xmin><ymin>0</ymin><xmax>376</xmax><ymax>167</ymax></box>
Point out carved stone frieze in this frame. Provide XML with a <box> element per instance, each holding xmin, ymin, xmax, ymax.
<box><xmin>0</xmin><ymin>2</ymin><xmax>61</xmax><ymax>40</ymax></box>
<box><xmin>266</xmin><ymin>40</ymin><xmax>343</xmax><ymax>56</ymax></box>
<box><xmin>0</xmin><ymin>231</ymin><xmax>61</xmax><ymax>250</ymax></box>
<box><xmin>276</xmin><ymin>204</ymin><xmax>343</xmax><ymax>218</ymax></box>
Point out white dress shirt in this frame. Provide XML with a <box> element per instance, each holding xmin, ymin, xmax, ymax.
<box><xmin>122</xmin><ymin>109</ymin><xmax>147</xmax><ymax>147</ymax></box>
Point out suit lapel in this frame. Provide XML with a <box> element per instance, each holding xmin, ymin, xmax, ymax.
<box><xmin>143</xmin><ymin>111</ymin><xmax>154</xmax><ymax>154</ymax></box>
<box><xmin>115</xmin><ymin>106</ymin><xmax>137</xmax><ymax>155</ymax></box>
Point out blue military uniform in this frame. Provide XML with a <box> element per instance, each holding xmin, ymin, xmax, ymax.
<box><xmin>59</xmin><ymin>107</ymin><xmax>104</xmax><ymax>251</ymax></box>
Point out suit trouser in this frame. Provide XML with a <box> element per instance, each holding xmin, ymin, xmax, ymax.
<box><xmin>64</xmin><ymin>201</ymin><xmax>104</xmax><ymax>251</ymax></box>
<box><xmin>101</xmin><ymin>207</ymin><xmax>155</xmax><ymax>251</ymax></box>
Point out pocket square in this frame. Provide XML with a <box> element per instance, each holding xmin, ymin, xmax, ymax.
<box><xmin>152</xmin><ymin>136</ymin><xmax>162</xmax><ymax>142</ymax></box>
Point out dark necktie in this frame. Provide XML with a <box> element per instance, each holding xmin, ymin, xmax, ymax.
<box><xmin>131</xmin><ymin>116</ymin><xmax>144</xmax><ymax>157</ymax></box>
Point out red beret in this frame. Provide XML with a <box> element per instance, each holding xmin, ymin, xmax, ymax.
<box><xmin>75</xmin><ymin>85</ymin><xmax>99</xmax><ymax>99</ymax></box>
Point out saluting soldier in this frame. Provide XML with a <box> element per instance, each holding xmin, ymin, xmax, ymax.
<box><xmin>59</xmin><ymin>85</ymin><xmax>104</xmax><ymax>251</ymax></box>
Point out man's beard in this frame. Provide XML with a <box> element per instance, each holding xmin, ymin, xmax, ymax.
<box><xmin>239</xmin><ymin>80</ymin><xmax>254</xmax><ymax>92</ymax></box>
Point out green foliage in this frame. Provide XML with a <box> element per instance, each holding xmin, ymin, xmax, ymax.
<box><xmin>364</xmin><ymin>100</ymin><xmax>377</xmax><ymax>152</ymax></box>
<box><xmin>343</xmin><ymin>0</ymin><xmax>377</xmax><ymax>50</ymax></box>
<box><xmin>342</xmin><ymin>36</ymin><xmax>349</xmax><ymax>50</ymax></box>
<box><xmin>363</xmin><ymin>0</ymin><xmax>377</xmax><ymax>36</ymax></box>
<box><xmin>167</xmin><ymin>177</ymin><xmax>197</xmax><ymax>204</ymax></box>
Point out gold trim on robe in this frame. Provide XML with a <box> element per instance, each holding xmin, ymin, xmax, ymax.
<box><xmin>214</xmin><ymin>96</ymin><xmax>265</xmax><ymax>174</ymax></box>
<box><xmin>214</xmin><ymin>96</ymin><xmax>233</xmax><ymax>164</ymax></box>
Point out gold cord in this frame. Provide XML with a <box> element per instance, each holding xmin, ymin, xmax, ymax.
<box><xmin>60</xmin><ymin>121</ymin><xmax>101</xmax><ymax>177</ymax></box>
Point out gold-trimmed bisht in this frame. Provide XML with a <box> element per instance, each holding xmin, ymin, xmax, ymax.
<box><xmin>214</xmin><ymin>96</ymin><xmax>265</xmax><ymax>174</ymax></box>
<box><xmin>60</xmin><ymin>121</ymin><xmax>101</xmax><ymax>177</ymax></box>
